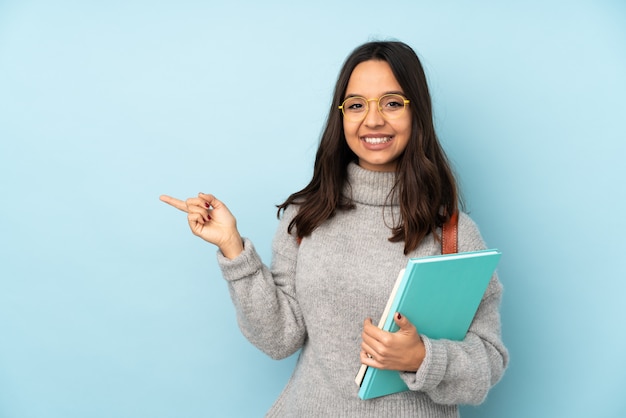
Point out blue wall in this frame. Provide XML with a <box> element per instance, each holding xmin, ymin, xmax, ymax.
<box><xmin>1</xmin><ymin>1</ymin><xmax>624</xmax><ymax>417</ymax></box>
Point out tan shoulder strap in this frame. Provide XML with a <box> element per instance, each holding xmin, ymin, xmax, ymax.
<box><xmin>441</xmin><ymin>211</ymin><xmax>459</xmax><ymax>254</ymax></box>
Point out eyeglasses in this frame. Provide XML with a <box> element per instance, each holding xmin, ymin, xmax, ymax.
<box><xmin>338</xmin><ymin>94</ymin><xmax>410</xmax><ymax>122</ymax></box>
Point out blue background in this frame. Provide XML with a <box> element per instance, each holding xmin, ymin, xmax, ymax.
<box><xmin>1</xmin><ymin>1</ymin><xmax>625</xmax><ymax>417</ymax></box>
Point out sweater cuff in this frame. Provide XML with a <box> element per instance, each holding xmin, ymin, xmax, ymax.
<box><xmin>401</xmin><ymin>336</ymin><xmax>447</xmax><ymax>391</ymax></box>
<box><xmin>216</xmin><ymin>238</ymin><xmax>262</xmax><ymax>282</ymax></box>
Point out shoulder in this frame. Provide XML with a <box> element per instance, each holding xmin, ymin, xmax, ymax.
<box><xmin>273</xmin><ymin>203</ymin><xmax>300</xmax><ymax>249</ymax></box>
<box><xmin>278</xmin><ymin>203</ymin><xmax>299</xmax><ymax>227</ymax></box>
<box><xmin>456</xmin><ymin>212</ymin><xmax>489</xmax><ymax>252</ymax></box>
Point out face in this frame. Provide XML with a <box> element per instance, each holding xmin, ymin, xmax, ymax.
<box><xmin>342</xmin><ymin>60</ymin><xmax>412</xmax><ymax>172</ymax></box>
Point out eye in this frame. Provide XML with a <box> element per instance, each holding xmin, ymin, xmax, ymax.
<box><xmin>343</xmin><ymin>98</ymin><xmax>367</xmax><ymax>112</ymax></box>
<box><xmin>381</xmin><ymin>95</ymin><xmax>406</xmax><ymax>111</ymax></box>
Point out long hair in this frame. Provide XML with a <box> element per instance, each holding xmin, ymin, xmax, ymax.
<box><xmin>277</xmin><ymin>41</ymin><xmax>460</xmax><ymax>254</ymax></box>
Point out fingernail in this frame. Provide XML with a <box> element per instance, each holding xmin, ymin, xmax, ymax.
<box><xmin>396</xmin><ymin>313</ymin><xmax>402</xmax><ymax>320</ymax></box>
<box><xmin>205</xmin><ymin>202</ymin><xmax>210</xmax><ymax>208</ymax></box>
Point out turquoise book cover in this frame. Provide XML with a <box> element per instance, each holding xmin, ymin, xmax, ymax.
<box><xmin>358</xmin><ymin>249</ymin><xmax>502</xmax><ymax>400</ymax></box>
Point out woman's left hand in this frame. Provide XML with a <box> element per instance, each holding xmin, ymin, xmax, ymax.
<box><xmin>360</xmin><ymin>313</ymin><xmax>425</xmax><ymax>372</ymax></box>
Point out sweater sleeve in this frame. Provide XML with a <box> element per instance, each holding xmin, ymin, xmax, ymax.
<box><xmin>399</xmin><ymin>212</ymin><xmax>509</xmax><ymax>405</ymax></box>
<box><xmin>216</xmin><ymin>206</ymin><xmax>306</xmax><ymax>360</ymax></box>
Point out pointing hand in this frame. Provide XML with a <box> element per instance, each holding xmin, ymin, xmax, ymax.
<box><xmin>159</xmin><ymin>193</ymin><xmax>243</xmax><ymax>259</ymax></box>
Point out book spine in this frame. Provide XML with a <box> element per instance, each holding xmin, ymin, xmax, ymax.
<box><xmin>381</xmin><ymin>265</ymin><xmax>413</xmax><ymax>332</ymax></box>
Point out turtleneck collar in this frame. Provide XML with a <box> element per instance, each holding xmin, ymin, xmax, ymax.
<box><xmin>345</xmin><ymin>162</ymin><xmax>399</xmax><ymax>206</ymax></box>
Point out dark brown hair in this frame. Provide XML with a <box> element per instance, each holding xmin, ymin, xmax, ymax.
<box><xmin>277</xmin><ymin>41</ymin><xmax>460</xmax><ymax>254</ymax></box>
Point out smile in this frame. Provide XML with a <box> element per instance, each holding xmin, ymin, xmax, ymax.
<box><xmin>362</xmin><ymin>136</ymin><xmax>392</xmax><ymax>144</ymax></box>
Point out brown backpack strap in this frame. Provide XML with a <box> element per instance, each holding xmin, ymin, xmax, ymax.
<box><xmin>441</xmin><ymin>211</ymin><xmax>459</xmax><ymax>254</ymax></box>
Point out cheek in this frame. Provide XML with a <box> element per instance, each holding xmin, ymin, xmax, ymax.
<box><xmin>343</xmin><ymin>120</ymin><xmax>354</xmax><ymax>136</ymax></box>
<box><xmin>343</xmin><ymin>121</ymin><xmax>360</xmax><ymax>142</ymax></box>
<box><xmin>397</xmin><ymin>119</ymin><xmax>412</xmax><ymax>138</ymax></box>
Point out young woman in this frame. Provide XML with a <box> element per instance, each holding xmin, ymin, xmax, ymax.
<box><xmin>160</xmin><ymin>41</ymin><xmax>508</xmax><ymax>417</ymax></box>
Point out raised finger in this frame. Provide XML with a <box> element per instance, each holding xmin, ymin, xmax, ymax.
<box><xmin>159</xmin><ymin>195</ymin><xmax>189</xmax><ymax>212</ymax></box>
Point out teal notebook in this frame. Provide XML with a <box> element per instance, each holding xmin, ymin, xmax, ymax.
<box><xmin>356</xmin><ymin>249</ymin><xmax>502</xmax><ymax>400</ymax></box>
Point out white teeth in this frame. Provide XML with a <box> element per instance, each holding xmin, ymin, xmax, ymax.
<box><xmin>363</xmin><ymin>137</ymin><xmax>391</xmax><ymax>144</ymax></box>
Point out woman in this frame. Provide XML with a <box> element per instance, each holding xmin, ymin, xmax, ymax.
<box><xmin>161</xmin><ymin>41</ymin><xmax>508</xmax><ymax>417</ymax></box>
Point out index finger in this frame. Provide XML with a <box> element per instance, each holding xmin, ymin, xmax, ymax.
<box><xmin>159</xmin><ymin>194</ymin><xmax>188</xmax><ymax>213</ymax></box>
<box><xmin>362</xmin><ymin>318</ymin><xmax>387</xmax><ymax>338</ymax></box>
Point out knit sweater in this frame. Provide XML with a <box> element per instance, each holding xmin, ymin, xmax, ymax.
<box><xmin>217</xmin><ymin>163</ymin><xmax>508</xmax><ymax>417</ymax></box>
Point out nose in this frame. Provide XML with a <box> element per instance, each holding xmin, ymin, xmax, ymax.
<box><xmin>363</xmin><ymin>99</ymin><xmax>385</xmax><ymax>127</ymax></box>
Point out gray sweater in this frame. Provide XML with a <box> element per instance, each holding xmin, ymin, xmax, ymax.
<box><xmin>218</xmin><ymin>163</ymin><xmax>508</xmax><ymax>417</ymax></box>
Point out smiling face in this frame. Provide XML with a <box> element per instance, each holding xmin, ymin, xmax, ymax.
<box><xmin>342</xmin><ymin>59</ymin><xmax>412</xmax><ymax>172</ymax></box>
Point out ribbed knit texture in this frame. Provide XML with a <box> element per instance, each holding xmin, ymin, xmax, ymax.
<box><xmin>218</xmin><ymin>163</ymin><xmax>508</xmax><ymax>417</ymax></box>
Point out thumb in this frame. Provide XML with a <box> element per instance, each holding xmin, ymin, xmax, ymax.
<box><xmin>393</xmin><ymin>312</ymin><xmax>414</xmax><ymax>332</ymax></box>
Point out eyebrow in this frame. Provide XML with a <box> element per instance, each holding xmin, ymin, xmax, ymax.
<box><xmin>343</xmin><ymin>90</ymin><xmax>406</xmax><ymax>99</ymax></box>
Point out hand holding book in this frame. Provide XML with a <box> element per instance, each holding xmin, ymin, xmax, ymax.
<box><xmin>355</xmin><ymin>249</ymin><xmax>502</xmax><ymax>400</ymax></box>
<box><xmin>360</xmin><ymin>312</ymin><xmax>425</xmax><ymax>373</ymax></box>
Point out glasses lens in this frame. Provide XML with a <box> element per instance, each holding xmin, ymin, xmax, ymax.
<box><xmin>379</xmin><ymin>94</ymin><xmax>407</xmax><ymax>119</ymax></box>
<box><xmin>341</xmin><ymin>97</ymin><xmax>367</xmax><ymax>121</ymax></box>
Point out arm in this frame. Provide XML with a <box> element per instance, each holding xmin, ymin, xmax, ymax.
<box><xmin>218</xmin><ymin>209</ymin><xmax>307</xmax><ymax>359</ymax></box>
<box><xmin>160</xmin><ymin>193</ymin><xmax>306</xmax><ymax>360</ymax></box>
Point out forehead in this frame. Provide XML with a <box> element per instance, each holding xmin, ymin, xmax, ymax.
<box><xmin>345</xmin><ymin>60</ymin><xmax>403</xmax><ymax>97</ymax></box>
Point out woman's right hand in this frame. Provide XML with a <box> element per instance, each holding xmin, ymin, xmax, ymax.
<box><xmin>159</xmin><ymin>193</ymin><xmax>244</xmax><ymax>259</ymax></box>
